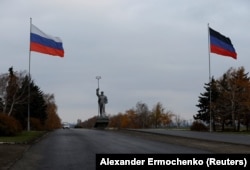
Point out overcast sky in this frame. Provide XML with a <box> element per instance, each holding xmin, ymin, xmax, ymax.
<box><xmin>1</xmin><ymin>0</ymin><xmax>249</xmax><ymax>123</ymax></box>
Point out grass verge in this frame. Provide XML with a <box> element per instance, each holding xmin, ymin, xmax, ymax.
<box><xmin>0</xmin><ymin>131</ymin><xmax>47</xmax><ymax>144</ymax></box>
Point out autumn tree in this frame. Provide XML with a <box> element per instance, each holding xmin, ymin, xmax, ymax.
<box><xmin>80</xmin><ymin>116</ymin><xmax>97</xmax><ymax>128</ymax></box>
<box><xmin>44</xmin><ymin>93</ymin><xmax>61</xmax><ymax>130</ymax></box>
<box><xmin>105</xmin><ymin>102</ymin><xmax>175</xmax><ymax>129</ymax></box>
<box><xmin>126</xmin><ymin>109</ymin><xmax>140</xmax><ymax>128</ymax></box>
<box><xmin>232</xmin><ymin>67</ymin><xmax>250</xmax><ymax>131</ymax></box>
<box><xmin>195</xmin><ymin>66</ymin><xmax>250</xmax><ymax>131</ymax></box>
<box><xmin>150</xmin><ymin>102</ymin><xmax>166</xmax><ymax>128</ymax></box>
<box><xmin>0</xmin><ymin>67</ymin><xmax>62</xmax><ymax>131</ymax></box>
<box><xmin>217</xmin><ymin>67</ymin><xmax>250</xmax><ymax>131</ymax></box>
<box><xmin>108</xmin><ymin>113</ymin><xmax>124</xmax><ymax>129</ymax></box>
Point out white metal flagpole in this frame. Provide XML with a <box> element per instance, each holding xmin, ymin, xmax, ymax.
<box><xmin>27</xmin><ymin>18</ymin><xmax>32</xmax><ymax>131</ymax></box>
<box><xmin>208</xmin><ymin>23</ymin><xmax>212</xmax><ymax>132</ymax></box>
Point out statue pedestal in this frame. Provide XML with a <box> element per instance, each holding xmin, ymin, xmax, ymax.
<box><xmin>94</xmin><ymin>116</ymin><xmax>109</xmax><ymax>129</ymax></box>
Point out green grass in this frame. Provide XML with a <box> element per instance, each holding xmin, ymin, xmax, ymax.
<box><xmin>0</xmin><ymin>131</ymin><xmax>47</xmax><ymax>144</ymax></box>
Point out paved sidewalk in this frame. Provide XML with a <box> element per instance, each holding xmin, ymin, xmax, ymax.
<box><xmin>129</xmin><ymin>129</ymin><xmax>250</xmax><ymax>146</ymax></box>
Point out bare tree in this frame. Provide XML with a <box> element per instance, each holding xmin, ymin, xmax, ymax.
<box><xmin>135</xmin><ymin>102</ymin><xmax>149</xmax><ymax>128</ymax></box>
<box><xmin>174</xmin><ymin>114</ymin><xmax>182</xmax><ymax>128</ymax></box>
<box><xmin>0</xmin><ymin>67</ymin><xmax>29</xmax><ymax>116</ymax></box>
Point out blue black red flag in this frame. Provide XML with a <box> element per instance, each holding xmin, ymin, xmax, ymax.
<box><xmin>209</xmin><ymin>27</ymin><xmax>237</xmax><ymax>59</ymax></box>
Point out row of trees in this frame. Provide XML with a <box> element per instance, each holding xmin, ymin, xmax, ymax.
<box><xmin>0</xmin><ymin>67</ymin><xmax>61</xmax><ymax>135</ymax></box>
<box><xmin>80</xmin><ymin>66</ymin><xmax>250</xmax><ymax>132</ymax></box>
<box><xmin>195</xmin><ymin>66</ymin><xmax>250</xmax><ymax>131</ymax></box>
<box><xmin>3</xmin><ymin>65</ymin><xmax>249</xmax><ymax>133</ymax></box>
<box><xmin>80</xmin><ymin>102</ymin><xmax>188</xmax><ymax>129</ymax></box>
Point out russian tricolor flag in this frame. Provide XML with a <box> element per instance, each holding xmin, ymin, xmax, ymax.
<box><xmin>209</xmin><ymin>27</ymin><xmax>237</xmax><ymax>60</ymax></box>
<box><xmin>30</xmin><ymin>24</ymin><xmax>64</xmax><ymax>57</ymax></box>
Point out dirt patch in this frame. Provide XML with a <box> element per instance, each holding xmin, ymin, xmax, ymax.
<box><xmin>0</xmin><ymin>144</ymin><xmax>30</xmax><ymax>170</ymax></box>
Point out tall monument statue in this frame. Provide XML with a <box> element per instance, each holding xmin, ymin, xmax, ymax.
<box><xmin>96</xmin><ymin>88</ymin><xmax>108</xmax><ymax>117</ymax></box>
<box><xmin>94</xmin><ymin>76</ymin><xmax>109</xmax><ymax>128</ymax></box>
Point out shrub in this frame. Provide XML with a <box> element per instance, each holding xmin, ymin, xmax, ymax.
<box><xmin>30</xmin><ymin>118</ymin><xmax>44</xmax><ymax>131</ymax></box>
<box><xmin>190</xmin><ymin>121</ymin><xmax>208</xmax><ymax>131</ymax></box>
<box><xmin>0</xmin><ymin>113</ymin><xmax>22</xmax><ymax>136</ymax></box>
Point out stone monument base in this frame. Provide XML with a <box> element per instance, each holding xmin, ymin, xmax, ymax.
<box><xmin>94</xmin><ymin>116</ymin><xmax>109</xmax><ymax>129</ymax></box>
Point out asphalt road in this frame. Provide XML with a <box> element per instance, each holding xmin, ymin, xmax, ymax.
<box><xmin>9</xmin><ymin>129</ymin><xmax>213</xmax><ymax>170</ymax></box>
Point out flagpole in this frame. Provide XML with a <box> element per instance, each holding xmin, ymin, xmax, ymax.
<box><xmin>208</xmin><ymin>23</ymin><xmax>212</xmax><ymax>132</ymax></box>
<box><xmin>28</xmin><ymin>18</ymin><xmax>32</xmax><ymax>131</ymax></box>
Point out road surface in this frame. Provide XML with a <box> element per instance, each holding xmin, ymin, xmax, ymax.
<box><xmin>10</xmin><ymin>128</ymin><xmax>215</xmax><ymax>170</ymax></box>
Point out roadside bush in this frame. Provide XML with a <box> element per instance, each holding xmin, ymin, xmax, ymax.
<box><xmin>30</xmin><ymin>118</ymin><xmax>44</xmax><ymax>131</ymax></box>
<box><xmin>190</xmin><ymin>121</ymin><xmax>208</xmax><ymax>131</ymax></box>
<box><xmin>0</xmin><ymin>113</ymin><xmax>22</xmax><ymax>136</ymax></box>
<box><xmin>74</xmin><ymin>124</ymin><xmax>83</xmax><ymax>128</ymax></box>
